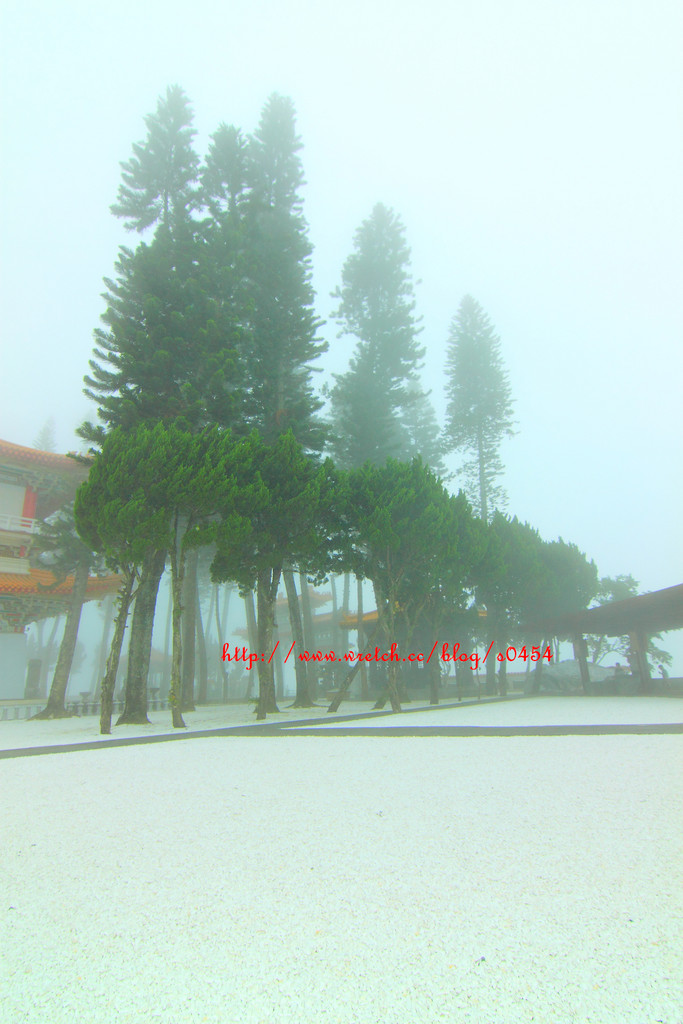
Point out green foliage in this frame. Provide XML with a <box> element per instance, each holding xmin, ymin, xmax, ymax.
<box><xmin>111</xmin><ymin>85</ymin><xmax>200</xmax><ymax>234</ymax></box>
<box><xmin>34</xmin><ymin>417</ymin><xmax>57</xmax><ymax>453</ymax></box>
<box><xmin>75</xmin><ymin>422</ymin><xmax>269</xmax><ymax>571</ymax></box>
<box><xmin>400</xmin><ymin>381</ymin><xmax>446</xmax><ymax>476</ymax></box>
<box><xmin>443</xmin><ymin>295</ymin><xmax>515</xmax><ymax>520</ymax></box>
<box><xmin>328</xmin><ymin>204</ymin><xmax>439</xmax><ymax>470</ymax></box>
<box><xmin>73</xmin><ymin>84</ymin><xmax>615</xmax><ymax>712</ymax></box>
<box><xmin>474</xmin><ymin>515</ymin><xmax>597</xmax><ymax>651</ymax></box>
<box><xmin>476</xmin><ymin>514</ymin><xmax>545</xmax><ymax>631</ymax></box>
<box><xmin>346</xmin><ymin>458</ymin><xmax>482</xmax><ymax>639</ymax></box>
<box><xmin>210</xmin><ymin>430</ymin><xmax>342</xmax><ymax>591</ymax></box>
<box><xmin>37</xmin><ymin>500</ymin><xmax>98</xmax><ymax>582</ymax></box>
<box><xmin>81</xmin><ymin>231</ymin><xmax>241</xmax><ymax>440</ymax></box>
<box><xmin>83</xmin><ymin>90</ymin><xmax>324</xmax><ymax>451</ymax></box>
<box><xmin>75</xmin><ymin>425</ymin><xmax>172</xmax><ymax>569</ymax></box>
<box><xmin>200</xmin><ymin>123</ymin><xmax>249</xmax><ymax>221</ymax></box>
<box><xmin>238</xmin><ymin>94</ymin><xmax>327</xmax><ymax>450</ymax></box>
<box><xmin>536</xmin><ymin>538</ymin><xmax>598</xmax><ymax>620</ymax></box>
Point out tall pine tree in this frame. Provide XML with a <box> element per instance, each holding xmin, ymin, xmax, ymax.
<box><xmin>443</xmin><ymin>295</ymin><xmax>515</xmax><ymax>521</ymax></box>
<box><xmin>110</xmin><ymin>84</ymin><xmax>200</xmax><ymax>233</ymax></box>
<box><xmin>81</xmin><ymin>87</ymin><xmax>243</xmax><ymax>444</ymax></box>
<box><xmin>239</xmin><ymin>94</ymin><xmax>327</xmax><ymax>451</ymax></box>
<box><xmin>79</xmin><ymin>86</ymin><xmax>208</xmax><ymax>723</ymax></box>
<box><xmin>327</xmin><ymin>203</ymin><xmax>440</xmax><ymax>470</ymax></box>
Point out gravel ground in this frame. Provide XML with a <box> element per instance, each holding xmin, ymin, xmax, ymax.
<box><xmin>2</xmin><ymin>696</ymin><xmax>682</xmax><ymax>752</ymax></box>
<box><xmin>1</xmin><ymin>700</ymin><xmax>681</xmax><ymax>1023</ymax></box>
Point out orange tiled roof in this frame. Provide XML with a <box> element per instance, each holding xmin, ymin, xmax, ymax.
<box><xmin>0</xmin><ymin>567</ymin><xmax>121</xmax><ymax>596</ymax></box>
<box><xmin>0</xmin><ymin>439</ymin><xmax>89</xmax><ymax>475</ymax></box>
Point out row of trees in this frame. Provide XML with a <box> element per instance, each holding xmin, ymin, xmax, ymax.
<box><xmin>31</xmin><ymin>85</ymin><xmax>610</xmax><ymax>726</ymax></box>
<box><xmin>74</xmin><ymin>86</ymin><xmax>328</xmax><ymax>725</ymax></box>
<box><xmin>326</xmin><ymin>204</ymin><xmax>515</xmax><ymax>521</ymax></box>
<box><xmin>73</xmin><ymin>420</ymin><xmax>598</xmax><ymax>728</ymax></box>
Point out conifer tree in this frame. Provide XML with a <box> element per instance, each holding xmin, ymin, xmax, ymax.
<box><xmin>32</xmin><ymin>503</ymin><xmax>99</xmax><ymax>719</ymax></box>
<box><xmin>328</xmin><ymin>203</ymin><xmax>439</xmax><ymax>469</ymax></box>
<box><xmin>79</xmin><ymin>87</ymin><xmax>210</xmax><ymax>724</ymax></box>
<box><xmin>239</xmin><ymin>94</ymin><xmax>327</xmax><ymax>451</ymax></box>
<box><xmin>210</xmin><ymin>431</ymin><xmax>343</xmax><ymax>720</ymax></box>
<box><xmin>81</xmin><ymin>87</ymin><xmax>243</xmax><ymax>444</ymax></box>
<box><xmin>443</xmin><ymin>295</ymin><xmax>515</xmax><ymax>521</ymax></box>
<box><xmin>400</xmin><ymin>381</ymin><xmax>446</xmax><ymax>476</ymax></box>
<box><xmin>111</xmin><ymin>84</ymin><xmax>200</xmax><ymax>233</ymax></box>
<box><xmin>345</xmin><ymin>458</ymin><xmax>481</xmax><ymax>711</ymax></box>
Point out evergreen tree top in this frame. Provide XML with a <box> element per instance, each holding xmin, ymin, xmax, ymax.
<box><xmin>201</xmin><ymin>123</ymin><xmax>248</xmax><ymax>220</ymax></box>
<box><xmin>249</xmin><ymin>93</ymin><xmax>306</xmax><ymax>212</ymax></box>
<box><xmin>442</xmin><ymin>295</ymin><xmax>515</xmax><ymax>521</ymax></box>
<box><xmin>111</xmin><ymin>84</ymin><xmax>200</xmax><ymax>234</ymax></box>
<box><xmin>327</xmin><ymin>203</ymin><xmax>430</xmax><ymax>469</ymax></box>
<box><xmin>333</xmin><ymin>203</ymin><xmax>423</xmax><ymax>363</ymax></box>
<box><xmin>444</xmin><ymin>294</ymin><xmax>515</xmax><ymax>447</ymax></box>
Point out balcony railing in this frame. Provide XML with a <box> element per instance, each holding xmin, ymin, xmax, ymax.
<box><xmin>0</xmin><ymin>513</ymin><xmax>38</xmax><ymax>534</ymax></box>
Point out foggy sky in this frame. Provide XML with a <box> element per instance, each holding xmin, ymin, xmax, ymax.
<box><xmin>1</xmin><ymin>0</ymin><xmax>681</xmax><ymax>668</ymax></box>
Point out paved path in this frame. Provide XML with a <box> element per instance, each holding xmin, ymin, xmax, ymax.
<box><xmin>2</xmin><ymin>696</ymin><xmax>682</xmax><ymax>759</ymax></box>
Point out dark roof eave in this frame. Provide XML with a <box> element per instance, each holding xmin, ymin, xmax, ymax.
<box><xmin>524</xmin><ymin>583</ymin><xmax>683</xmax><ymax>639</ymax></box>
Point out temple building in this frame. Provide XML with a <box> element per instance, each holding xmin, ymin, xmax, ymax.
<box><xmin>0</xmin><ymin>438</ymin><xmax>120</xmax><ymax>699</ymax></box>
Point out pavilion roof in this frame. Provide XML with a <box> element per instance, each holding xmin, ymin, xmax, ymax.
<box><xmin>525</xmin><ymin>583</ymin><xmax>683</xmax><ymax>639</ymax></box>
<box><xmin>0</xmin><ymin>567</ymin><xmax>120</xmax><ymax>598</ymax></box>
<box><xmin>0</xmin><ymin>439</ymin><xmax>88</xmax><ymax>477</ymax></box>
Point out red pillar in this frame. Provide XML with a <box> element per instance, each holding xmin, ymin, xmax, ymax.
<box><xmin>19</xmin><ymin>486</ymin><xmax>38</xmax><ymax>557</ymax></box>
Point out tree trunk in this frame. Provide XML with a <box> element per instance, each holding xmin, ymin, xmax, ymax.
<box><xmin>428</xmin><ymin>643</ymin><xmax>440</xmax><ymax>704</ymax></box>
<box><xmin>167</xmin><ymin>519</ymin><xmax>187</xmax><ymax>729</ymax></box>
<box><xmin>219</xmin><ymin>584</ymin><xmax>232</xmax><ymax>640</ymax></box>
<box><xmin>373</xmin><ymin>579</ymin><xmax>401</xmax><ymax>713</ymax></box>
<box><xmin>284</xmin><ymin>568</ymin><xmax>312</xmax><ymax>707</ymax></box>
<box><xmin>327</xmin><ymin>625</ymin><xmax>379</xmax><ymax>713</ymax></box>
<box><xmin>244</xmin><ymin>590</ymin><xmax>258</xmax><ymax>650</ymax></box>
<box><xmin>256</xmin><ymin>567</ymin><xmax>281</xmax><ymax>720</ymax></box>
<box><xmin>38</xmin><ymin>614</ymin><xmax>63</xmax><ymax>699</ymax></box>
<box><xmin>206</xmin><ymin>582</ymin><xmax>216</xmax><ymax>652</ymax></box>
<box><xmin>35</xmin><ymin>610</ymin><xmax>62</xmax><ymax>700</ymax></box>
<box><xmin>530</xmin><ymin>637</ymin><xmax>547</xmax><ymax>694</ymax></box>
<box><xmin>299</xmin><ymin>571</ymin><xmax>317</xmax><ymax>699</ymax></box>
<box><xmin>196</xmin><ymin>571</ymin><xmax>208</xmax><ymax>704</ymax></box>
<box><xmin>329</xmin><ymin>575</ymin><xmax>343</xmax><ymax>686</ymax></box>
<box><xmin>454</xmin><ymin>658</ymin><xmax>467</xmax><ymax>699</ymax></box>
<box><xmin>329</xmin><ymin>575</ymin><xmax>340</xmax><ymax>646</ymax></box>
<box><xmin>181</xmin><ymin>547</ymin><xmax>198</xmax><ymax>712</ymax></box>
<box><xmin>477</xmin><ymin>423</ymin><xmax>488</xmax><ymax>523</ymax></box>
<box><xmin>100</xmin><ymin>571</ymin><xmax>136</xmax><ymax>735</ymax></box>
<box><xmin>273</xmin><ymin>624</ymin><xmax>285</xmax><ymax>700</ymax></box>
<box><xmin>215</xmin><ymin>584</ymin><xmax>230</xmax><ymax>702</ymax></box>
<box><xmin>161</xmin><ymin>571</ymin><xmax>173</xmax><ymax>698</ymax></box>
<box><xmin>485</xmin><ymin>630</ymin><xmax>497</xmax><ymax>695</ymax></box>
<box><xmin>93</xmin><ymin>593</ymin><xmax>115</xmax><ymax>699</ymax></box>
<box><xmin>498</xmin><ymin>646</ymin><xmax>508</xmax><ymax>695</ymax></box>
<box><xmin>243</xmin><ymin>590</ymin><xmax>258</xmax><ymax>700</ymax></box>
<box><xmin>117</xmin><ymin>548</ymin><xmax>166</xmax><ymax>724</ymax></box>
<box><xmin>356</xmin><ymin>577</ymin><xmax>369</xmax><ymax>700</ymax></box>
<box><xmin>33</xmin><ymin>560</ymin><xmax>89</xmax><ymax>719</ymax></box>
<box><xmin>573</xmin><ymin>633</ymin><xmax>591</xmax><ymax>694</ymax></box>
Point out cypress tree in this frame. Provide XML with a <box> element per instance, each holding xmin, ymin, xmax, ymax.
<box><xmin>239</xmin><ymin>94</ymin><xmax>327</xmax><ymax>451</ymax></box>
<box><xmin>443</xmin><ymin>295</ymin><xmax>515</xmax><ymax>521</ymax></box>
<box><xmin>328</xmin><ymin>203</ymin><xmax>439</xmax><ymax>469</ymax></box>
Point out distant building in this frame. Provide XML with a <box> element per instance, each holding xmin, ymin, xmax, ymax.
<box><xmin>0</xmin><ymin>438</ymin><xmax>119</xmax><ymax>698</ymax></box>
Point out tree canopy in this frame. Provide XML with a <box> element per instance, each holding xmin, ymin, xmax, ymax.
<box><xmin>327</xmin><ymin>204</ymin><xmax>440</xmax><ymax>470</ymax></box>
<box><xmin>443</xmin><ymin>295</ymin><xmax>515</xmax><ymax>521</ymax></box>
<box><xmin>59</xmin><ymin>84</ymin><xmax>624</xmax><ymax>726</ymax></box>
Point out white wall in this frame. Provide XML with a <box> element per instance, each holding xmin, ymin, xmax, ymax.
<box><xmin>0</xmin><ymin>633</ymin><xmax>27</xmax><ymax>699</ymax></box>
<box><xmin>0</xmin><ymin>481</ymin><xmax>26</xmax><ymax>518</ymax></box>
